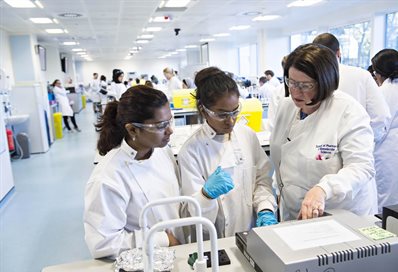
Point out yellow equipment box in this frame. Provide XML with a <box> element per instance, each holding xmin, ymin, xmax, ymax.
<box><xmin>53</xmin><ymin>112</ymin><xmax>63</xmax><ymax>139</ymax></box>
<box><xmin>81</xmin><ymin>95</ymin><xmax>86</xmax><ymax>109</ymax></box>
<box><xmin>172</xmin><ymin>89</ymin><xmax>196</xmax><ymax>109</ymax></box>
<box><xmin>238</xmin><ymin>98</ymin><xmax>263</xmax><ymax>132</ymax></box>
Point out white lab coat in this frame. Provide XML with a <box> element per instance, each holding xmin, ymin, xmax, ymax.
<box><xmin>338</xmin><ymin>64</ymin><xmax>391</xmax><ymax>143</ymax></box>
<box><xmin>84</xmin><ymin>140</ymin><xmax>183</xmax><ymax>259</ymax></box>
<box><xmin>90</xmin><ymin>78</ymin><xmax>101</xmax><ymax>103</ymax></box>
<box><xmin>53</xmin><ymin>85</ymin><xmax>73</xmax><ymax>117</ymax></box>
<box><xmin>165</xmin><ymin>76</ymin><xmax>182</xmax><ymax>100</ymax></box>
<box><xmin>258</xmin><ymin>82</ymin><xmax>275</xmax><ymax>102</ymax></box>
<box><xmin>374</xmin><ymin>78</ymin><xmax>398</xmax><ymax>211</ymax></box>
<box><xmin>108</xmin><ymin>82</ymin><xmax>127</xmax><ymax>101</ymax></box>
<box><xmin>268</xmin><ymin>76</ymin><xmax>281</xmax><ymax>88</ymax></box>
<box><xmin>270</xmin><ymin>91</ymin><xmax>378</xmax><ymax>221</ymax></box>
<box><xmin>178</xmin><ymin>122</ymin><xmax>276</xmax><ymax>238</ymax></box>
<box><xmin>264</xmin><ymin>84</ymin><xmax>285</xmax><ymax>133</ymax></box>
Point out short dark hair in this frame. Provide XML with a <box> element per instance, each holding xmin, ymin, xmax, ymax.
<box><xmin>284</xmin><ymin>43</ymin><xmax>339</xmax><ymax>105</ymax></box>
<box><xmin>259</xmin><ymin>76</ymin><xmax>268</xmax><ymax>84</ymax></box>
<box><xmin>96</xmin><ymin>85</ymin><xmax>168</xmax><ymax>155</ymax></box>
<box><xmin>100</xmin><ymin>75</ymin><xmax>106</xmax><ymax>81</ymax></box>
<box><xmin>194</xmin><ymin>66</ymin><xmax>239</xmax><ymax>111</ymax></box>
<box><xmin>264</xmin><ymin>70</ymin><xmax>274</xmax><ymax>77</ymax></box>
<box><xmin>371</xmin><ymin>49</ymin><xmax>398</xmax><ymax>81</ymax></box>
<box><xmin>93</xmin><ymin>73</ymin><xmax>98</xmax><ymax>76</ymax></box>
<box><xmin>313</xmin><ymin>33</ymin><xmax>340</xmax><ymax>54</ymax></box>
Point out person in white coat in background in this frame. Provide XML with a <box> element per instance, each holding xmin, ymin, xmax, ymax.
<box><xmin>178</xmin><ymin>67</ymin><xmax>277</xmax><ymax>239</ymax></box>
<box><xmin>51</xmin><ymin>79</ymin><xmax>81</xmax><ymax>132</ymax></box>
<box><xmin>313</xmin><ymin>33</ymin><xmax>391</xmax><ymax>143</ymax></box>
<box><xmin>90</xmin><ymin>72</ymin><xmax>101</xmax><ymax>113</ymax></box>
<box><xmin>271</xmin><ymin>44</ymin><xmax>378</xmax><ymax>221</ymax></box>
<box><xmin>163</xmin><ymin>67</ymin><xmax>182</xmax><ymax>100</ymax></box>
<box><xmin>371</xmin><ymin>49</ymin><xmax>398</xmax><ymax>211</ymax></box>
<box><xmin>108</xmin><ymin>69</ymin><xmax>127</xmax><ymax>101</ymax></box>
<box><xmin>84</xmin><ymin>86</ymin><xmax>183</xmax><ymax>259</ymax></box>
<box><xmin>264</xmin><ymin>70</ymin><xmax>281</xmax><ymax>88</ymax></box>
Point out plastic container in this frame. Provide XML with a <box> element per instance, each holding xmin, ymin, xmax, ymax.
<box><xmin>53</xmin><ymin>112</ymin><xmax>63</xmax><ymax>139</ymax></box>
<box><xmin>172</xmin><ymin>89</ymin><xmax>196</xmax><ymax>109</ymax></box>
<box><xmin>237</xmin><ymin>98</ymin><xmax>263</xmax><ymax>132</ymax></box>
<box><xmin>81</xmin><ymin>94</ymin><xmax>87</xmax><ymax>109</ymax></box>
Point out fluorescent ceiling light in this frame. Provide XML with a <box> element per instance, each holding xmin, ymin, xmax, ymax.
<box><xmin>287</xmin><ymin>0</ymin><xmax>323</xmax><ymax>7</ymax></box>
<box><xmin>34</xmin><ymin>0</ymin><xmax>43</xmax><ymax>8</ymax></box>
<box><xmin>159</xmin><ymin>1</ymin><xmax>166</xmax><ymax>8</ymax></box>
<box><xmin>199</xmin><ymin>38</ymin><xmax>215</xmax><ymax>42</ymax></box>
<box><xmin>149</xmin><ymin>16</ymin><xmax>171</xmax><ymax>23</ymax></box>
<box><xmin>252</xmin><ymin>15</ymin><xmax>281</xmax><ymax>21</ymax></box>
<box><xmin>63</xmin><ymin>29</ymin><xmax>68</xmax><ymax>33</ymax></box>
<box><xmin>143</xmin><ymin>27</ymin><xmax>162</xmax><ymax>32</ymax></box>
<box><xmin>53</xmin><ymin>18</ymin><xmax>59</xmax><ymax>24</ymax></box>
<box><xmin>185</xmin><ymin>45</ymin><xmax>198</xmax><ymax>49</ymax></box>
<box><xmin>30</xmin><ymin>17</ymin><xmax>53</xmax><ymax>24</ymax></box>
<box><xmin>63</xmin><ymin>41</ymin><xmax>78</xmax><ymax>45</ymax></box>
<box><xmin>124</xmin><ymin>56</ymin><xmax>132</xmax><ymax>60</ymax></box>
<box><xmin>72</xmin><ymin>48</ymin><xmax>84</xmax><ymax>52</ymax></box>
<box><xmin>76</xmin><ymin>52</ymin><xmax>87</xmax><ymax>55</ymax></box>
<box><xmin>176</xmin><ymin>48</ymin><xmax>186</xmax><ymax>52</ymax></box>
<box><xmin>45</xmin><ymin>29</ymin><xmax>64</xmax><ymax>34</ymax></box>
<box><xmin>138</xmin><ymin>34</ymin><xmax>154</xmax><ymax>39</ymax></box>
<box><xmin>4</xmin><ymin>0</ymin><xmax>36</xmax><ymax>8</ymax></box>
<box><xmin>136</xmin><ymin>40</ymin><xmax>149</xmax><ymax>44</ymax></box>
<box><xmin>165</xmin><ymin>0</ymin><xmax>190</xmax><ymax>8</ymax></box>
<box><xmin>213</xmin><ymin>33</ymin><xmax>230</xmax><ymax>37</ymax></box>
<box><xmin>170</xmin><ymin>52</ymin><xmax>178</xmax><ymax>55</ymax></box>
<box><xmin>229</xmin><ymin>25</ymin><xmax>251</xmax><ymax>31</ymax></box>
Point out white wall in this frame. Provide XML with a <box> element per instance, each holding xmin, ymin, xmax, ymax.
<box><xmin>44</xmin><ymin>45</ymin><xmax>63</xmax><ymax>85</ymax></box>
<box><xmin>0</xmin><ymin>28</ymin><xmax>14</xmax><ymax>86</ymax></box>
<box><xmin>209</xmin><ymin>42</ymin><xmax>239</xmax><ymax>75</ymax></box>
<box><xmin>77</xmin><ymin>58</ymin><xmax>180</xmax><ymax>84</ymax></box>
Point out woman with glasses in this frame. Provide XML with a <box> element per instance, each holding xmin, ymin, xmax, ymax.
<box><xmin>178</xmin><ymin>67</ymin><xmax>277</xmax><ymax>239</ymax></box>
<box><xmin>372</xmin><ymin>49</ymin><xmax>398</xmax><ymax>211</ymax></box>
<box><xmin>84</xmin><ymin>85</ymin><xmax>182</xmax><ymax>259</ymax></box>
<box><xmin>271</xmin><ymin>44</ymin><xmax>377</xmax><ymax>221</ymax></box>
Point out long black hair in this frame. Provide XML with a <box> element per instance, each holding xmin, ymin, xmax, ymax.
<box><xmin>372</xmin><ymin>49</ymin><xmax>398</xmax><ymax>82</ymax></box>
<box><xmin>96</xmin><ymin>85</ymin><xmax>168</xmax><ymax>155</ymax></box>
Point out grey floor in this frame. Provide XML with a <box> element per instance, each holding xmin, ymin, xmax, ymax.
<box><xmin>0</xmin><ymin>107</ymin><xmax>98</xmax><ymax>272</ymax></box>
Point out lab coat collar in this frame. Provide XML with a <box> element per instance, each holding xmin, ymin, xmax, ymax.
<box><xmin>202</xmin><ymin>121</ymin><xmax>230</xmax><ymax>142</ymax></box>
<box><xmin>120</xmin><ymin>139</ymin><xmax>138</xmax><ymax>159</ymax></box>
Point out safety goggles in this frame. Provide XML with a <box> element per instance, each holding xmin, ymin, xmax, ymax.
<box><xmin>202</xmin><ymin>103</ymin><xmax>242</xmax><ymax>121</ymax></box>
<box><xmin>284</xmin><ymin>77</ymin><xmax>317</xmax><ymax>93</ymax></box>
<box><xmin>131</xmin><ymin>117</ymin><xmax>173</xmax><ymax>133</ymax></box>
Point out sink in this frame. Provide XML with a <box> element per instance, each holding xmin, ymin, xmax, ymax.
<box><xmin>4</xmin><ymin>114</ymin><xmax>29</xmax><ymax>125</ymax></box>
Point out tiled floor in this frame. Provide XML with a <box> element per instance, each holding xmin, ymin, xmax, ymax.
<box><xmin>0</xmin><ymin>107</ymin><xmax>98</xmax><ymax>272</ymax></box>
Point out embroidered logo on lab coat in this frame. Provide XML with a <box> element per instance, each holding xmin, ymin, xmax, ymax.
<box><xmin>315</xmin><ymin>144</ymin><xmax>337</xmax><ymax>160</ymax></box>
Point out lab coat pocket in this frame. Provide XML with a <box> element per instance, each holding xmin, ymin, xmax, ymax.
<box><xmin>304</xmin><ymin>154</ymin><xmax>342</xmax><ymax>186</ymax></box>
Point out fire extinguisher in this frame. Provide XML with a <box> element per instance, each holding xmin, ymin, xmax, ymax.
<box><xmin>6</xmin><ymin>128</ymin><xmax>15</xmax><ymax>152</ymax></box>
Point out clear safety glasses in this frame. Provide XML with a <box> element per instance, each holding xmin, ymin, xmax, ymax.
<box><xmin>131</xmin><ymin>117</ymin><xmax>173</xmax><ymax>133</ymax></box>
<box><xmin>202</xmin><ymin>103</ymin><xmax>242</xmax><ymax>121</ymax></box>
<box><xmin>284</xmin><ymin>77</ymin><xmax>317</xmax><ymax>93</ymax></box>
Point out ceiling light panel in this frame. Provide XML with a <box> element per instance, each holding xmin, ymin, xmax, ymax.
<box><xmin>229</xmin><ymin>25</ymin><xmax>251</xmax><ymax>31</ymax></box>
<box><xmin>252</xmin><ymin>15</ymin><xmax>281</xmax><ymax>21</ymax></box>
<box><xmin>199</xmin><ymin>38</ymin><xmax>215</xmax><ymax>42</ymax></box>
<box><xmin>287</xmin><ymin>0</ymin><xmax>323</xmax><ymax>7</ymax></box>
<box><xmin>165</xmin><ymin>0</ymin><xmax>190</xmax><ymax>8</ymax></box>
<box><xmin>138</xmin><ymin>34</ymin><xmax>154</xmax><ymax>39</ymax></box>
<box><xmin>45</xmin><ymin>29</ymin><xmax>65</xmax><ymax>34</ymax></box>
<box><xmin>143</xmin><ymin>27</ymin><xmax>162</xmax><ymax>32</ymax></box>
<box><xmin>213</xmin><ymin>33</ymin><xmax>230</xmax><ymax>37</ymax></box>
<box><xmin>63</xmin><ymin>41</ymin><xmax>78</xmax><ymax>45</ymax></box>
<box><xmin>30</xmin><ymin>18</ymin><xmax>53</xmax><ymax>24</ymax></box>
<box><xmin>149</xmin><ymin>16</ymin><xmax>171</xmax><ymax>23</ymax></box>
<box><xmin>4</xmin><ymin>0</ymin><xmax>36</xmax><ymax>8</ymax></box>
<box><xmin>34</xmin><ymin>0</ymin><xmax>43</xmax><ymax>8</ymax></box>
<box><xmin>136</xmin><ymin>40</ymin><xmax>149</xmax><ymax>44</ymax></box>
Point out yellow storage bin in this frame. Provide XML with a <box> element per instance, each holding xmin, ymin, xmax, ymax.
<box><xmin>81</xmin><ymin>95</ymin><xmax>86</xmax><ymax>109</ymax></box>
<box><xmin>53</xmin><ymin>112</ymin><xmax>63</xmax><ymax>139</ymax></box>
<box><xmin>172</xmin><ymin>89</ymin><xmax>196</xmax><ymax>109</ymax></box>
<box><xmin>237</xmin><ymin>98</ymin><xmax>263</xmax><ymax>132</ymax></box>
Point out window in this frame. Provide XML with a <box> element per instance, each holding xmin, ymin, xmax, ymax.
<box><xmin>330</xmin><ymin>21</ymin><xmax>371</xmax><ymax>69</ymax></box>
<box><xmin>290</xmin><ymin>30</ymin><xmax>319</xmax><ymax>51</ymax></box>
<box><xmin>238</xmin><ymin>44</ymin><xmax>257</xmax><ymax>77</ymax></box>
<box><xmin>386</xmin><ymin>11</ymin><xmax>398</xmax><ymax>49</ymax></box>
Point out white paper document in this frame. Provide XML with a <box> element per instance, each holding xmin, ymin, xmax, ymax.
<box><xmin>273</xmin><ymin>219</ymin><xmax>360</xmax><ymax>251</ymax></box>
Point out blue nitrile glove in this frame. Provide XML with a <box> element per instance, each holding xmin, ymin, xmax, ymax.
<box><xmin>202</xmin><ymin>166</ymin><xmax>234</xmax><ymax>199</ymax></box>
<box><xmin>256</xmin><ymin>210</ymin><xmax>278</xmax><ymax>227</ymax></box>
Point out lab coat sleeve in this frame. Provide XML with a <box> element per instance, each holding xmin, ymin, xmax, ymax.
<box><xmin>317</xmin><ymin>104</ymin><xmax>375</xmax><ymax>203</ymax></box>
<box><xmin>251</xmin><ymin>134</ymin><xmax>277</xmax><ymax>213</ymax></box>
<box><xmin>84</xmin><ymin>179</ymin><xmax>168</xmax><ymax>259</ymax></box>
<box><xmin>364</xmin><ymin>73</ymin><xmax>391</xmax><ymax>143</ymax></box>
<box><xmin>178</xmin><ymin>148</ymin><xmax>219</xmax><ymax>223</ymax></box>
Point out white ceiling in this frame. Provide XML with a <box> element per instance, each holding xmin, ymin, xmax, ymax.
<box><xmin>0</xmin><ymin>0</ymin><xmax>396</xmax><ymax>61</ymax></box>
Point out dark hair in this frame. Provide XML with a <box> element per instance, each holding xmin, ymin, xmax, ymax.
<box><xmin>150</xmin><ymin>75</ymin><xmax>159</xmax><ymax>84</ymax></box>
<box><xmin>194</xmin><ymin>66</ymin><xmax>239</xmax><ymax>110</ymax></box>
<box><xmin>135</xmin><ymin>78</ymin><xmax>140</xmax><ymax>84</ymax></box>
<box><xmin>100</xmin><ymin>75</ymin><xmax>106</xmax><ymax>81</ymax></box>
<box><xmin>284</xmin><ymin>43</ymin><xmax>339</xmax><ymax>105</ymax></box>
<box><xmin>313</xmin><ymin>33</ymin><xmax>340</xmax><ymax>54</ymax></box>
<box><xmin>112</xmin><ymin>69</ymin><xmax>124</xmax><ymax>83</ymax></box>
<box><xmin>145</xmin><ymin>80</ymin><xmax>154</xmax><ymax>88</ymax></box>
<box><xmin>96</xmin><ymin>85</ymin><xmax>168</xmax><ymax>155</ymax></box>
<box><xmin>371</xmin><ymin>49</ymin><xmax>398</xmax><ymax>81</ymax></box>
<box><xmin>93</xmin><ymin>73</ymin><xmax>98</xmax><ymax>76</ymax></box>
<box><xmin>259</xmin><ymin>76</ymin><xmax>268</xmax><ymax>84</ymax></box>
<box><xmin>51</xmin><ymin>79</ymin><xmax>60</xmax><ymax>87</ymax></box>
<box><xmin>264</xmin><ymin>70</ymin><xmax>274</xmax><ymax>77</ymax></box>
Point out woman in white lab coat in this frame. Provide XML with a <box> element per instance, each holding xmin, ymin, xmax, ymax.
<box><xmin>108</xmin><ymin>69</ymin><xmax>127</xmax><ymax>101</ymax></box>
<box><xmin>178</xmin><ymin>67</ymin><xmax>277</xmax><ymax>239</ymax></box>
<box><xmin>84</xmin><ymin>85</ymin><xmax>183</xmax><ymax>259</ymax></box>
<box><xmin>271</xmin><ymin>44</ymin><xmax>377</xmax><ymax>221</ymax></box>
<box><xmin>163</xmin><ymin>67</ymin><xmax>182</xmax><ymax>100</ymax></box>
<box><xmin>51</xmin><ymin>79</ymin><xmax>81</xmax><ymax>132</ymax></box>
<box><xmin>372</xmin><ymin>49</ymin><xmax>398</xmax><ymax>211</ymax></box>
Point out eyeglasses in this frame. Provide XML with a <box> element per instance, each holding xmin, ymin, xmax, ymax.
<box><xmin>202</xmin><ymin>103</ymin><xmax>242</xmax><ymax>121</ymax></box>
<box><xmin>131</xmin><ymin>117</ymin><xmax>173</xmax><ymax>133</ymax></box>
<box><xmin>284</xmin><ymin>77</ymin><xmax>317</xmax><ymax>92</ymax></box>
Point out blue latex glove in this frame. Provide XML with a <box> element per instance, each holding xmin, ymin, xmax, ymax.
<box><xmin>202</xmin><ymin>166</ymin><xmax>234</xmax><ymax>199</ymax></box>
<box><xmin>256</xmin><ymin>210</ymin><xmax>278</xmax><ymax>227</ymax></box>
